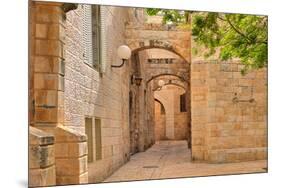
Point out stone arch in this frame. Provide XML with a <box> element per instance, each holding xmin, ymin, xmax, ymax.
<box><xmin>154</xmin><ymin>98</ymin><xmax>166</xmax><ymax>140</ymax></box>
<box><xmin>154</xmin><ymin>93</ymin><xmax>169</xmax><ymax>113</ymax></box>
<box><xmin>152</xmin><ymin>75</ymin><xmax>187</xmax><ymax>91</ymax></box>
<box><xmin>146</xmin><ymin>73</ymin><xmax>188</xmax><ymax>85</ymax></box>
<box><xmin>131</xmin><ymin>45</ymin><xmax>188</xmax><ymax>64</ymax></box>
<box><xmin>126</xmin><ymin>22</ymin><xmax>191</xmax><ymax>142</ymax></box>
<box><xmin>154</xmin><ymin>83</ymin><xmax>186</xmax><ymax>91</ymax></box>
<box><xmin>154</xmin><ymin>98</ymin><xmax>166</xmax><ymax>114</ymax></box>
<box><xmin>154</xmin><ymin>92</ymin><xmax>175</xmax><ymax>139</ymax></box>
<box><xmin>125</xmin><ymin>22</ymin><xmax>191</xmax><ymax>62</ymax></box>
<box><xmin>132</xmin><ymin>47</ymin><xmax>190</xmax><ymax>85</ymax></box>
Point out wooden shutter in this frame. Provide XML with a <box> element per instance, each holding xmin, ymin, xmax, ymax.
<box><xmin>92</xmin><ymin>5</ymin><xmax>100</xmax><ymax>70</ymax></box>
<box><xmin>83</xmin><ymin>5</ymin><xmax>93</xmax><ymax>66</ymax></box>
<box><xmin>100</xmin><ymin>6</ymin><xmax>107</xmax><ymax>73</ymax></box>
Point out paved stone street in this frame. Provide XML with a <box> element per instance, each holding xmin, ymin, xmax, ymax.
<box><xmin>104</xmin><ymin>141</ymin><xmax>267</xmax><ymax>182</ymax></box>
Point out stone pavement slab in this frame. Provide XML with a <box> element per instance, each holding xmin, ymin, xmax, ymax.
<box><xmin>104</xmin><ymin>140</ymin><xmax>267</xmax><ymax>182</ymax></box>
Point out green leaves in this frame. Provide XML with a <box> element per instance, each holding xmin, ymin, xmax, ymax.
<box><xmin>146</xmin><ymin>8</ymin><xmax>162</xmax><ymax>16</ymax></box>
<box><xmin>192</xmin><ymin>13</ymin><xmax>267</xmax><ymax>72</ymax></box>
<box><xmin>145</xmin><ymin>8</ymin><xmax>189</xmax><ymax>24</ymax></box>
<box><xmin>145</xmin><ymin>9</ymin><xmax>268</xmax><ymax>72</ymax></box>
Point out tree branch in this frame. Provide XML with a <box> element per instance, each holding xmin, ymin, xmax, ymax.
<box><xmin>225</xmin><ymin>17</ymin><xmax>254</xmax><ymax>43</ymax></box>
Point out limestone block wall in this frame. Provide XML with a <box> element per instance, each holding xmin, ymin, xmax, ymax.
<box><xmin>154</xmin><ymin>89</ymin><xmax>175</xmax><ymax>139</ymax></box>
<box><xmin>174</xmin><ymin>113</ymin><xmax>188</xmax><ymax>140</ymax></box>
<box><xmin>63</xmin><ymin>5</ymin><xmax>132</xmax><ymax>182</ymax></box>
<box><xmin>29</xmin><ymin>2</ymin><xmax>89</xmax><ymax>186</ymax></box>
<box><xmin>29</xmin><ymin>127</ymin><xmax>56</xmax><ymax>187</ymax></box>
<box><xmin>190</xmin><ymin>62</ymin><xmax>208</xmax><ymax>160</ymax></box>
<box><xmin>145</xmin><ymin>84</ymin><xmax>156</xmax><ymax>147</ymax></box>
<box><xmin>154</xmin><ymin>85</ymin><xmax>188</xmax><ymax>140</ymax></box>
<box><xmin>173</xmin><ymin>86</ymin><xmax>188</xmax><ymax>140</ymax></box>
<box><xmin>154</xmin><ymin>100</ymin><xmax>166</xmax><ymax>140</ymax></box>
<box><xmin>137</xmin><ymin>50</ymin><xmax>156</xmax><ymax>151</ymax></box>
<box><xmin>191</xmin><ymin>61</ymin><xmax>267</xmax><ymax>163</ymax></box>
<box><xmin>54</xmin><ymin>126</ymin><xmax>88</xmax><ymax>184</ymax></box>
<box><xmin>29</xmin><ymin>1</ymin><xmax>65</xmax><ymax>129</ymax></box>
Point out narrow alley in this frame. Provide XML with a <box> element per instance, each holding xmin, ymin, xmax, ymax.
<box><xmin>29</xmin><ymin>2</ymin><xmax>268</xmax><ymax>187</ymax></box>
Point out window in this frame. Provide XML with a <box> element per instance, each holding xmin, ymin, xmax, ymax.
<box><xmin>95</xmin><ymin>118</ymin><xmax>102</xmax><ymax>160</ymax></box>
<box><xmin>180</xmin><ymin>93</ymin><xmax>187</xmax><ymax>112</ymax></box>
<box><xmin>83</xmin><ymin>5</ymin><xmax>101</xmax><ymax>70</ymax></box>
<box><xmin>85</xmin><ymin>118</ymin><xmax>93</xmax><ymax>163</ymax></box>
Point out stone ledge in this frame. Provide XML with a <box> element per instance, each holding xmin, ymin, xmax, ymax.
<box><xmin>29</xmin><ymin>126</ymin><xmax>54</xmax><ymax>146</ymax></box>
<box><xmin>55</xmin><ymin>126</ymin><xmax>87</xmax><ymax>143</ymax></box>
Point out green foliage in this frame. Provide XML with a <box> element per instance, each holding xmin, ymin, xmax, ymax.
<box><xmin>146</xmin><ymin>8</ymin><xmax>190</xmax><ymax>24</ymax></box>
<box><xmin>192</xmin><ymin>13</ymin><xmax>267</xmax><ymax>71</ymax></box>
<box><xmin>145</xmin><ymin>9</ymin><xmax>268</xmax><ymax>71</ymax></box>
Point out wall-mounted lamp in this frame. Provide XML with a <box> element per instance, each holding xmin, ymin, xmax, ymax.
<box><xmin>134</xmin><ymin>76</ymin><xmax>142</xmax><ymax>86</ymax></box>
<box><xmin>155</xmin><ymin>80</ymin><xmax>165</xmax><ymax>91</ymax></box>
<box><xmin>158</xmin><ymin>80</ymin><xmax>165</xmax><ymax>87</ymax></box>
<box><xmin>131</xmin><ymin>74</ymin><xmax>142</xmax><ymax>86</ymax></box>
<box><xmin>111</xmin><ymin>45</ymin><xmax>132</xmax><ymax>68</ymax></box>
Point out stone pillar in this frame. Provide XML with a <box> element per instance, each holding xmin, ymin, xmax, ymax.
<box><xmin>29</xmin><ymin>2</ymin><xmax>88</xmax><ymax>185</ymax></box>
<box><xmin>55</xmin><ymin>126</ymin><xmax>88</xmax><ymax>185</ymax></box>
<box><xmin>137</xmin><ymin>87</ymin><xmax>145</xmax><ymax>152</ymax></box>
<box><xmin>29</xmin><ymin>127</ymin><xmax>56</xmax><ymax>187</ymax></box>
<box><xmin>165</xmin><ymin>93</ymin><xmax>175</xmax><ymax>139</ymax></box>
<box><xmin>190</xmin><ymin>61</ymin><xmax>208</xmax><ymax>161</ymax></box>
<box><xmin>30</xmin><ymin>1</ymin><xmax>65</xmax><ymax>130</ymax></box>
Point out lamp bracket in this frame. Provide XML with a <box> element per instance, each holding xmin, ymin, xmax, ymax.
<box><xmin>111</xmin><ymin>59</ymin><xmax>126</xmax><ymax>68</ymax></box>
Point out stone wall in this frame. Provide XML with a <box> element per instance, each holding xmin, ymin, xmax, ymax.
<box><xmin>54</xmin><ymin>126</ymin><xmax>88</xmax><ymax>184</ymax></box>
<box><xmin>154</xmin><ymin>100</ymin><xmax>166</xmax><ymax>140</ymax></box>
<box><xmin>29</xmin><ymin>2</ymin><xmax>89</xmax><ymax>186</ymax></box>
<box><xmin>63</xmin><ymin>5</ymin><xmax>132</xmax><ymax>182</ymax></box>
<box><xmin>29</xmin><ymin>1</ymin><xmax>65</xmax><ymax>130</ymax></box>
<box><xmin>191</xmin><ymin>61</ymin><xmax>267</xmax><ymax>163</ymax></box>
<box><xmin>133</xmin><ymin>49</ymin><xmax>156</xmax><ymax>152</ymax></box>
<box><xmin>154</xmin><ymin>85</ymin><xmax>188</xmax><ymax>140</ymax></box>
<box><xmin>29</xmin><ymin>127</ymin><xmax>56</xmax><ymax>187</ymax></box>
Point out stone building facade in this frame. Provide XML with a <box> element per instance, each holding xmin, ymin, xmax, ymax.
<box><xmin>190</xmin><ymin>61</ymin><xmax>267</xmax><ymax>162</ymax></box>
<box><xmin>63</xmin><ymin>4</ymin><xmax>133</xmax><ymax>182</ymax></box>
<box><xmin>28</xmin><ymin>2</ymin><xmax>158</xmax><ymax>186</ymax></box>
<box><xmin>28</xmin><ymin>1</ymin><xmax>267</xmax><ymax>187</ymax></box>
